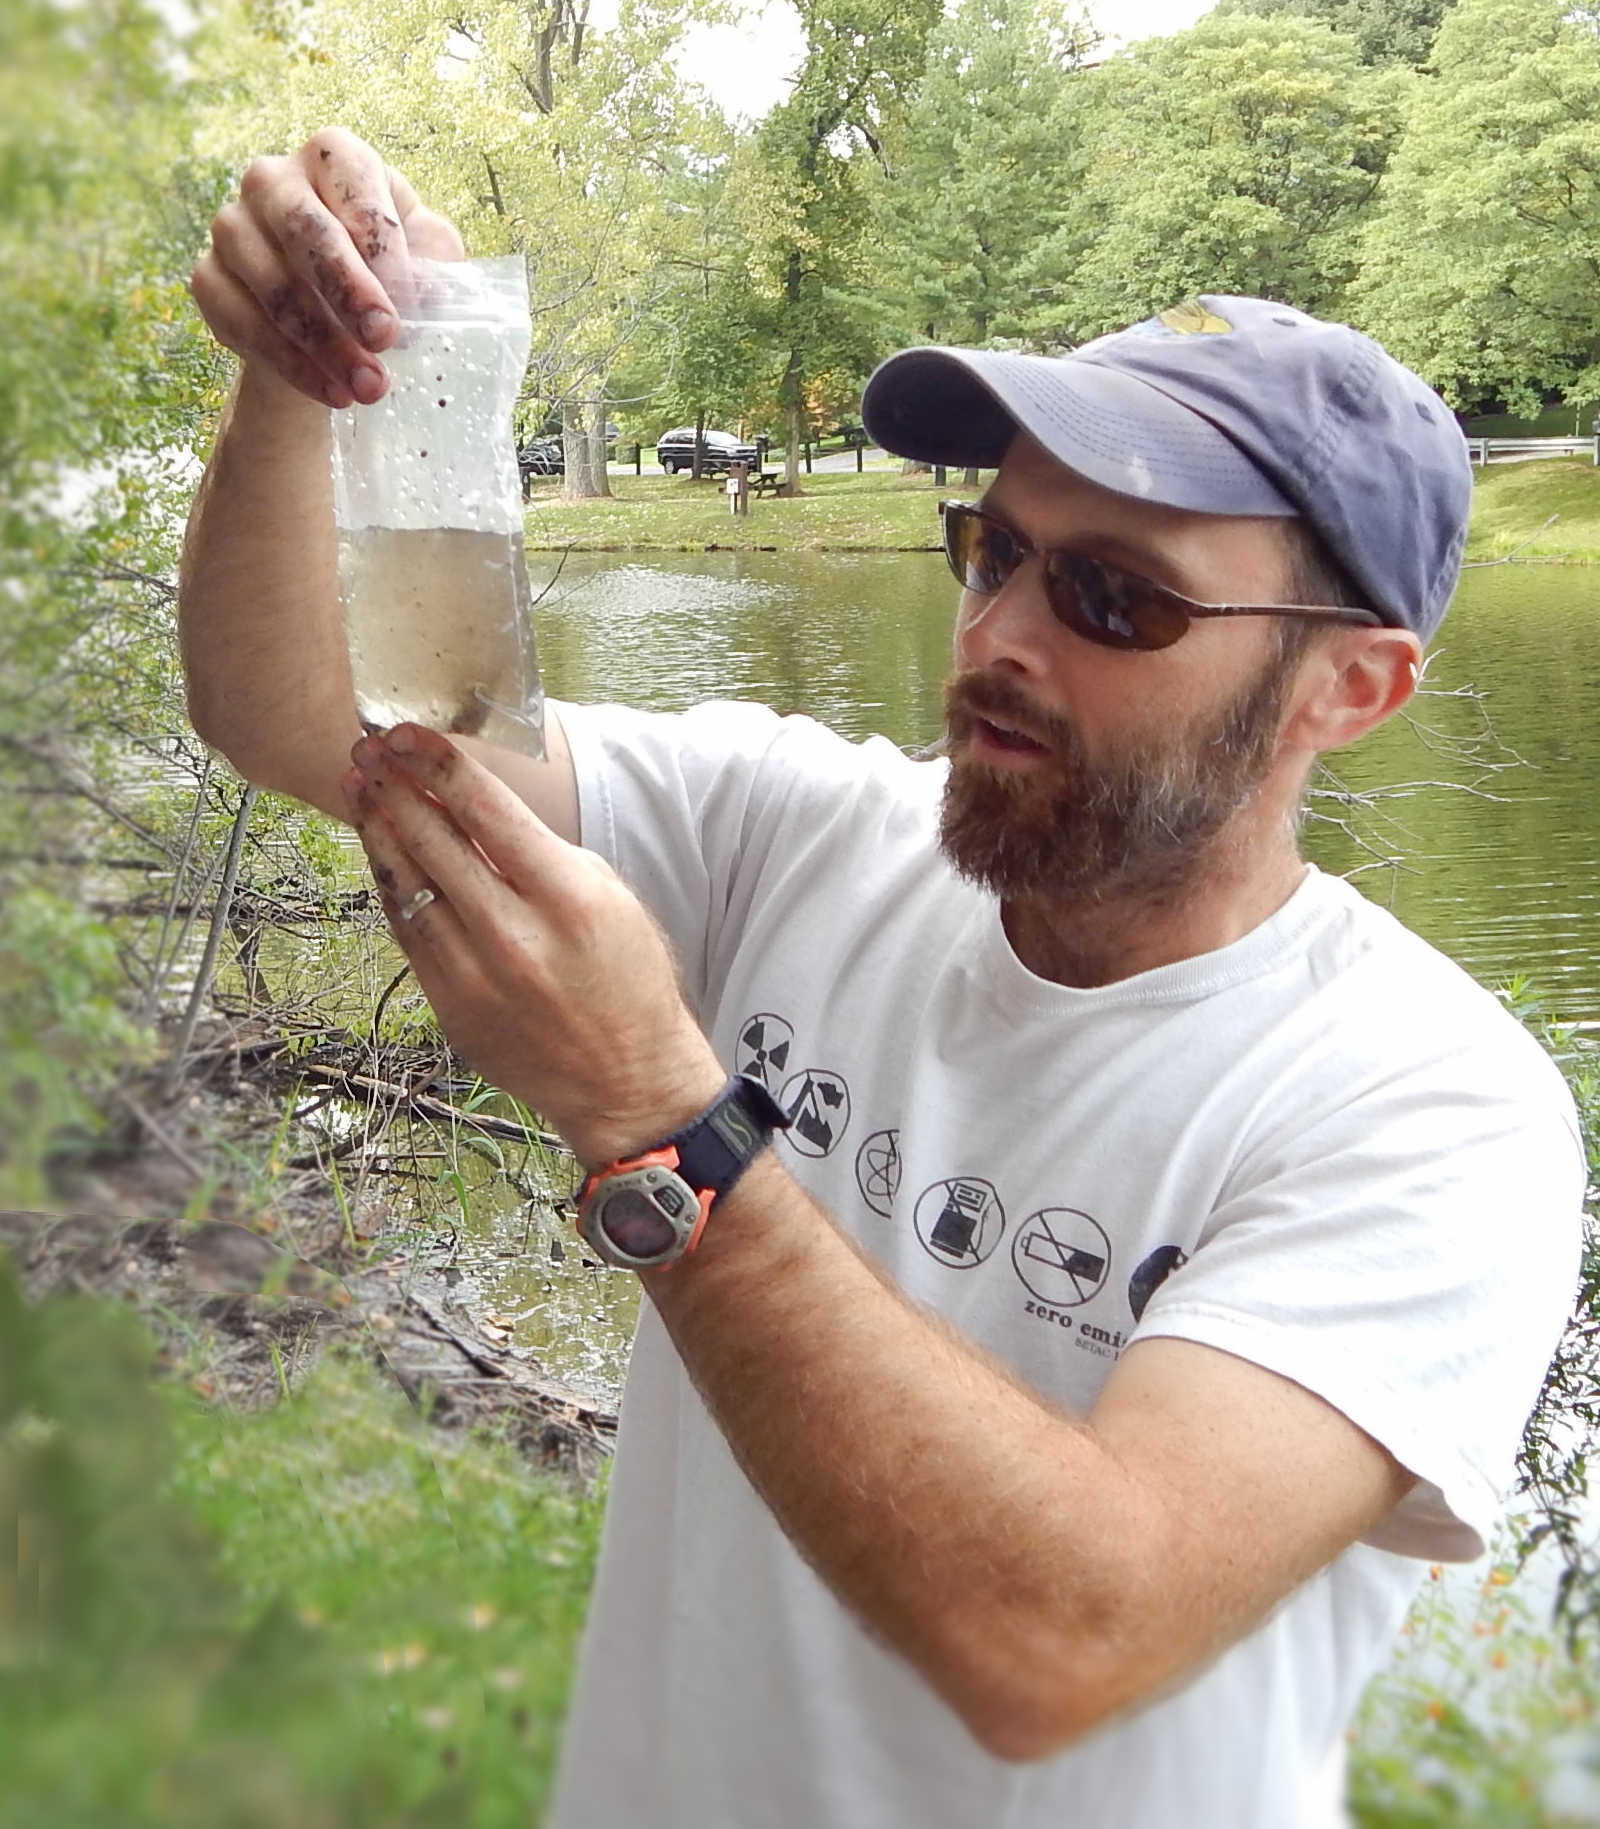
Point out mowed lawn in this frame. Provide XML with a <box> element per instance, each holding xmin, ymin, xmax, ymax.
<box><xmin>525</xmin><ymin>453</ymin><xmax>1600</xmax><ymax>567</ymax></box>
<box><xmin>523</xmin><ymin>467</ymin><xmax>971</xmax><ymax>553</ymax></box>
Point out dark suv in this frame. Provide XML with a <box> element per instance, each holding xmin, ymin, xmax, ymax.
<box><xmin>656</xmin><ymin>427</ymin><xmax>764</xmax><ymax>476</ymax></box>
<box><xmin>518</xmin><ymin>437</ymin><xmax>564</xmax><ymax>495</ymax></box>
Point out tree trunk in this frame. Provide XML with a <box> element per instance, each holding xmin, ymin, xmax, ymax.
<box><xmin>561</xmin><ymin>399</ymin><xmax>600</xmax><ymax>500</ymax></box>
<box><xmin>963</xmin><ymin>466</ymin><xmax>980</xmax><ymax>488</ymax></box>
<box><xmin>782</xmin><ymin>402</ymin><xmax>805</xmax><ymax>495</ymax></box>
<box><xmin>586</xmin><ymin>396</ymin><xmax>611</xmax><ymax>498</ymax></box>
<box><xmin>779</xmin><ymin>250</ymin><xmax>805</xmax><ymax>498</ymax></box>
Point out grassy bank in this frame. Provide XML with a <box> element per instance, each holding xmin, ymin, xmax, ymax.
<box><xmin>1464</xmin><ymin>457</ymin><xmax>1600</xmax><ymax>564</ymax></box>
<box><xmin>523</xmin><ymin>467</ymin><xmax>958</xmax><ymax>553</ymax></box>
<box><xmin>525</xmin><ymin>456</ymin><xmax>1600</xmax><ymax>565</ymax></box>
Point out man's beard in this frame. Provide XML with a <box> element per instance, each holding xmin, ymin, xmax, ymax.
<box><xmin>938</xmin><ymin>644</ymin><xmax>1300</xmax><ymax>904</ymax></box>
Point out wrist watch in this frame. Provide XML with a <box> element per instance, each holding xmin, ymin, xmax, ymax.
<box><xmin>576</xmin><ymin>1075</ymin><xmax>791</xmax><ymax>1271</ymax></box>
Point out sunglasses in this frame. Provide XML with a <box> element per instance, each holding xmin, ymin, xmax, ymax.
<box><xmin>939</xmin><ymin>500</ymin><xmax>1382</xmax><ymax>653</ymax></box>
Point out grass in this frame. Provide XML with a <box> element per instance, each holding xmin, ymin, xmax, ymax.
<box><xmin>1463</xmin><ymin>458</ymin><xmax>1600</xmax><ymax>564</ymax></box>
<box><xmin>523</xmin><ymin>465</ymin><xmax>968</xmax><ymax>554</ymax></box>
<box><xmin>1464</xmin><ymin>404</ymin><xmax>1595</xmax><ymax>440</ymax></box>
<box><xmin>527</xmin><ymin>455</ymin><xmax>1600</xmax><ymax>566</ymax></box>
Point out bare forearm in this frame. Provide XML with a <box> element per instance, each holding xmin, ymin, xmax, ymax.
<box><xmin>178</xmin><ymin>362</ymin><xmax>361</xmax><ymax>815</ymax></box>
<box><xmin>644</xmin><ymin>1154</ymin><xmax>1168</xmax><ymax>1759</ymax></box>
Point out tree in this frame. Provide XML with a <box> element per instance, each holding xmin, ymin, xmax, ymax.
<box><xmin>1023</xmin><ymin>12</ymin><xmax>1407</xmax><ymax>345</ymax></box>
<box><xmin>611</xmin><ymin>137</ymin><xmax>785</xmax><ymax>470</ymax></box>
<box><xmin>198</xmin><ymin>0</ymin><xmax>729</xmax><ymax>498</ymax></box>
<box><xmin>745</xmin><ymin>0</ymin><xmax>944</xmax><ymax>492</ymax></box>
<box><xmin>869</xmin><ymin>0</ymin><xmax>1097</xmax><ymax>350</ymax></box>
<box><xmin>1350</xmin><ymin>0</ymin><xmax>1600</xmax><ymax>415</ymax></box>
<box><xmin>1214</xmin><ymin>0</ymin><xmax>1456</xmax><ymax>69</ymax></box>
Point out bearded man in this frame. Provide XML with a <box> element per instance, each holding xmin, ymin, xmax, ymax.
<box><xmin>180</xmin><ymin>128</ymin><xmax>1581</xmax><ymax>1829</ymax></box>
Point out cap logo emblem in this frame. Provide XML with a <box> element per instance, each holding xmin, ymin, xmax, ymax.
<box><xmin>1157</xmin><ymin>299</ymin><xmax>1232</xmax><ymax>336</ymax></box>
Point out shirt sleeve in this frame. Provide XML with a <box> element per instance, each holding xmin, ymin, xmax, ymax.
<box><xmin>1132</xmin><ymin>1021</ymin><xmax>1586</xmax><ymax>1563</ymax></box>
<box><xmin>557</xmin><ymin>698</ymin><xmax>924</xmax><ymax>1016</ymax></box>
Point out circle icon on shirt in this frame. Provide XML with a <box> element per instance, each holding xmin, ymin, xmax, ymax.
<box><xmin>736</xmin><ymin>1012</ymin><xmax>794</xmax><ymax>1090</ymax></box>
<box><xmin>1011</xmin><ymin>1208</ymin><xmax>1112</xmax><ymax>1308</ymax></box>
<box><xmin>1128</xmin><ymin>1245</ymin><xmax>1189</xmax><ymax>1322</ymax></box>
<box><xmin>855</xmin><ymin>1128</ymin><xmax>902</xmax><ymax>1217</ymax></box>
<box><xmin>779</xmin><ymin>1067</ymin><xmax>852</xmax><ymax>1158</ymax></box>
<box><xmin>913</xmin><ymin>1177</ymin><xmax>1005</xmax><ymax>1268</ymax></box>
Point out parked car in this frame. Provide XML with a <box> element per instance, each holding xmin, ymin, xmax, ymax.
<box><xmin>518</xmin><ymin>437</ymin><xmax>564</xmax><ymax>494</ymax></box>
<box><xmin>656</xmin><ymin>427</ymin><xmax>764</xmax><ymax>476</ymax></box>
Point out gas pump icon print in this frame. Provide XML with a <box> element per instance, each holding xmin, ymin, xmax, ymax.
<box><xmin>913</xmin><ymin>1177</ymin><xmax>1005</xmax><ymax>1267</ymax></box>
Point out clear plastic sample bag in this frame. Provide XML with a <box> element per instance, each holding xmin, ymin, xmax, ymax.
<box><xmin>330</xmin><ymin>255</ymin><xmax>545</xmax><ymax>758</ymax></box>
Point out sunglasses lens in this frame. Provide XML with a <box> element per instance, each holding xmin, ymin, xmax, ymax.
<box><xmin>1045</xmin><ymin>554</ymin><xmax>1191</xmax><ymax>652</ymax></box>
<box><xmin>945</xmin><ymin>506</ymin><xmax>1017</xmax><ymax>595</ymax></box>
<box><xmin>942</xmin><ymin>506</ymin><xmax>1195</xmax><ymax>652</ymax></box>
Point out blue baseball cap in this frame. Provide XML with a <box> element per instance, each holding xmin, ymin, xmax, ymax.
<box><xmin>859</xmin><ymin>296</ymin><xmax>1473</xmax><ymax>641</ymax></box>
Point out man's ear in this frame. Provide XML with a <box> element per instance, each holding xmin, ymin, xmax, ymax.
<box><xmin>1285</xmin><ymin>629</ymin><xmax>1422</xmax><ymax>755</ymax></box>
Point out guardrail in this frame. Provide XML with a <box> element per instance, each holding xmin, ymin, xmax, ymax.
<box><xmin>1467</xmin><ymin>436</ymin><xmax>1600</xmax><ymax>465</ymax></box>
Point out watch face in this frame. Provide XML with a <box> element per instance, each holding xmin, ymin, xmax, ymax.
<box><xmin>597</xmin><ymin>1183</ymin><xmax>685</xmax><ymax>1262</ymax></box>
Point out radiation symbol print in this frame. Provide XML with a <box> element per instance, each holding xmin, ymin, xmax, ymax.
<box><xmin>1011</xmin><ymin>1208</ymin><xmax>1112</xmax><ymax>1308</ymax></box>
<box><xmin>736</xmin><ymin>1013</ymin><xmax>794</xmax><ymax>1090</ymax></box>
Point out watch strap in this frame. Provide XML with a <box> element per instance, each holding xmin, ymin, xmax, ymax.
<box><xmin>657</xmin><ymin>1073</ymin><xmax>791</xmax><ymax>1200</ymax></box>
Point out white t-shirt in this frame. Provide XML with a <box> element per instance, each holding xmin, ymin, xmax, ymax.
<box><xmin>549</xmin><ymin>701</ymin><xmax>1583</xmax><ymax>1829</ymax></box>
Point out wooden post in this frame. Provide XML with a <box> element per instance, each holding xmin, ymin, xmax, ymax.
<box><xmin>855</xmin><ymin>442</ymin><xmax>864</xmax><ymax>473</ymax></box>
<box><xmin>729</xmin><ymin>462</ymin><xmax>750</xmax><ymax>516</ymax></box>
<box><xmin>634</xmin><ymin>443</ymin><xmax>642</xmax><ymax>475</ymax></box>
<box><xmin>934</xmin><ymin>465</ymin><xmax>948</xmax><ymax>487</ymax></box>
<box><xmin>804</xmin><ymin>441</ymin><xmax>813</xmax><ymax>475</ymax></box>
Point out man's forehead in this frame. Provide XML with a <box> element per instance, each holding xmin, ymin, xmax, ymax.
<box><xmin>982</xmin><ymin>434</ymin><xmax>1299</xmax><ymax>587</ymax></box>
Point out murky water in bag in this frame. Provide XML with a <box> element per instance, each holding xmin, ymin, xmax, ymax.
<box><xmin>339</xmin><ymin>526</ymin><xmax>542</xmax><ymax>747</ymax></box>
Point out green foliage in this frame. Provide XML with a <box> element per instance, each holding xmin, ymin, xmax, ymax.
<box><xmin>744</xmin><ymin>0</ymin><xmax>944</xmax><ymax>460</ymax></box>
<box><xmin>198</xmin><ymin>0</ymin><xmax>729</xmax><ymax>445</ymax></box>
<box><xmin>1215</xmin><ymin>0</ymin><xmax>1456</xmax><ymax>68</ymax></box>
<box><xmin>1350</xmin><ymin>1552</ymin><xmax>1600</xmax><ymax>1826</ymax></box>
<box><xmin>1351</xmin><ymin>0</ymin><xmax>1600</xmax><ymax>416</ymax></box>
<box><xmin>1025</xmin><ymin>12</ymin><xmax>1408</xmax><ymax>343</ymax></box>
<box><xmin>0</xmin><ymin>891</ymin><xmax>157</xmax><ymax>1207</ymax></box>
<box><xmin>0</xmin><ymin>1253</ymin><xmax>602</xmax><ymax>1827</ymax></box>
<box><xmin>869</xmin><ymin>0</ymin><xmax>1094</xmax><ymax>347</ymax></box>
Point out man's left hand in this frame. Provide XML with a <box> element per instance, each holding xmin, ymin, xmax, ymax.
<box><xmin>343</xmin><ymin>724</ymin><xmax>725</xmax><ymax>1167</ymax></box>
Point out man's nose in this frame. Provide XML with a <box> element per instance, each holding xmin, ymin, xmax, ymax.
<box><xmin>952</xmin><ymin>561</ymin><xmax>1061</xmax><ymax>676</ymax></box>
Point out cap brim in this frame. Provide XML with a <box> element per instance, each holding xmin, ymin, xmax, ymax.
<box><xmin>860</xmin><ymin>347</ymin><xmax>1297</xmax><ymax>517</ymax></box>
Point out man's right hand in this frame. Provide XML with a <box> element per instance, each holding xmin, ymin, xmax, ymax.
<box><xmin>190</xmin><ymin>127</ymin><xmax>465</xmax><ymax>411</ymax></box>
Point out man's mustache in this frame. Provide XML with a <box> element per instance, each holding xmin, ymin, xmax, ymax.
<box><xmin>944</xmin><ymin>671</ymin><xmax>1075</xmax><ymax>759</ymax></box>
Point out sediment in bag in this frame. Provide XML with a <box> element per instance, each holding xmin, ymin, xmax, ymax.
<box><xmin>339</xmin><ymin>527</ymin><xmax>542</xmax><ymax>745</ymax></box>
